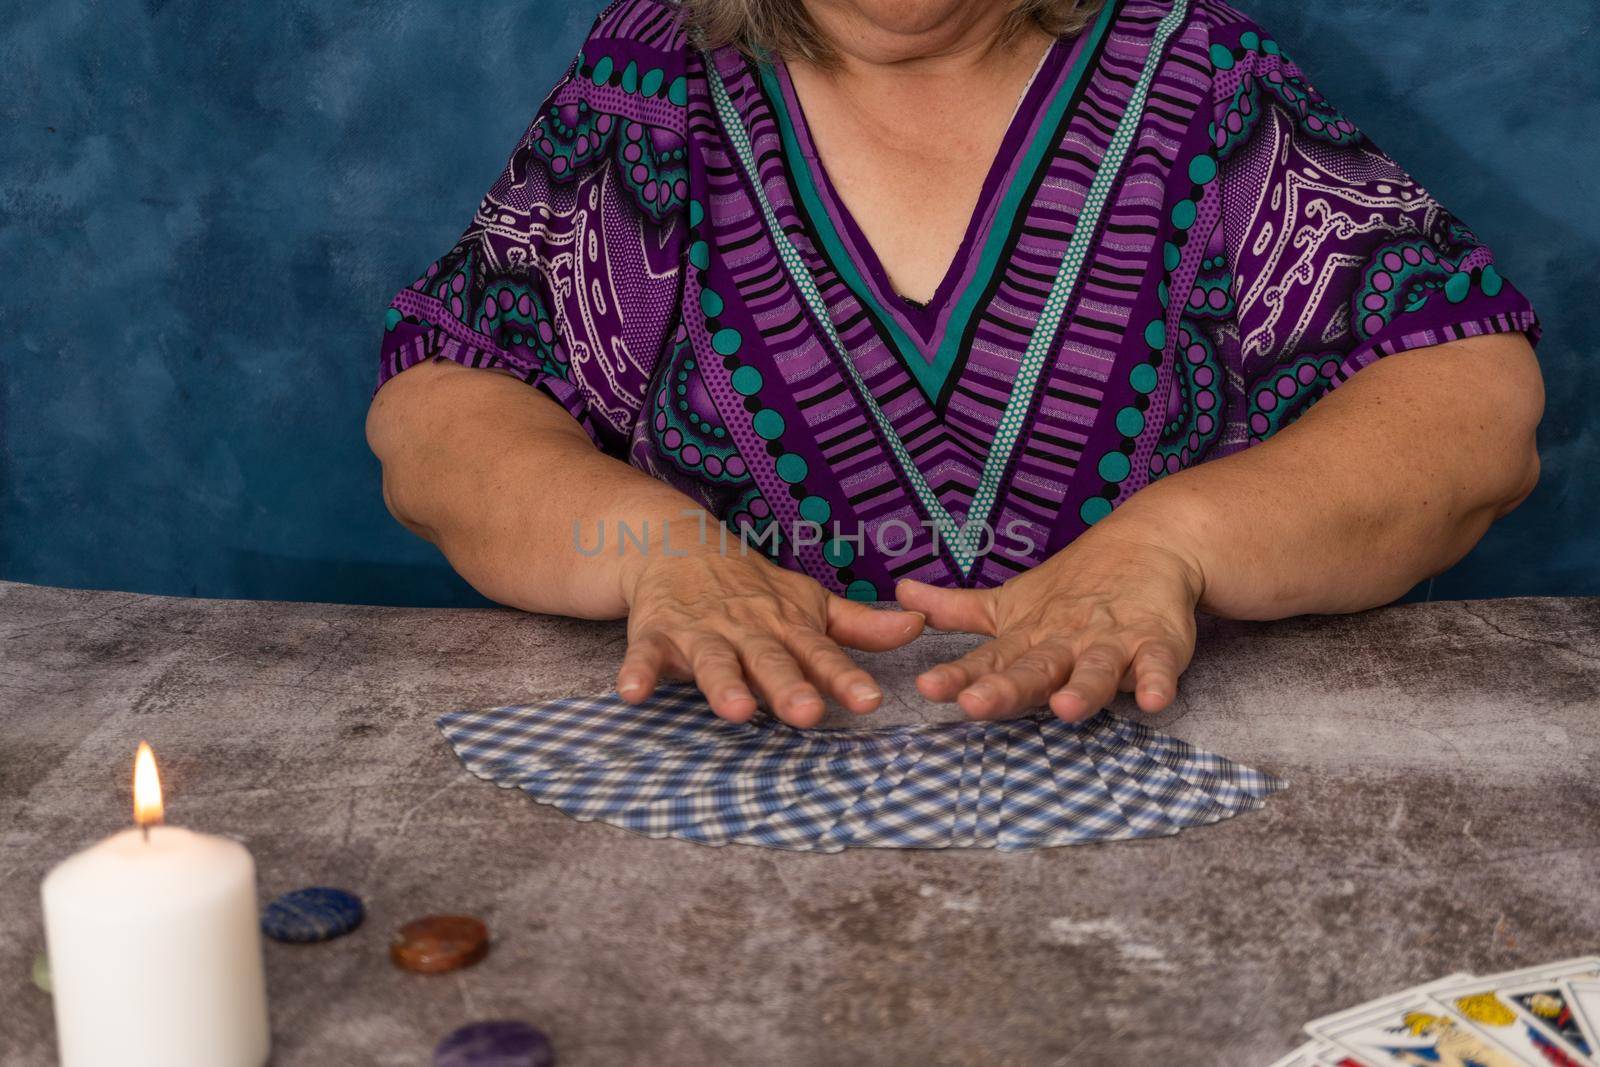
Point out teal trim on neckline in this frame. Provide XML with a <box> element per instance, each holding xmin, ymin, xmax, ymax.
<box><xmin>758</xmin><ymin>0</ymin><xmax>1117</xmax><ymax>406</ymax></box>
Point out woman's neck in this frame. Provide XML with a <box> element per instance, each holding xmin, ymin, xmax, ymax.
<box><xmin>783</xmin><ymin>4</ymin><xmax>1057</xmax><ymax>304</ymax></box>
<box><xmin>800</xmin><ymin>2</ymin><xmax>1050</xmax><ymax>86</ymax></box>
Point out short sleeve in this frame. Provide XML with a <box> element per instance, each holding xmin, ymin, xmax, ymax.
<box><xmin>376</xmin><ymin>1</ymin><xmax>690</xmax><ymax>456</ymax></box>
<box><xmin>1201</xmin><ymin>11</ymin><xmax>1539</xmax><ymax>447</ymax></box>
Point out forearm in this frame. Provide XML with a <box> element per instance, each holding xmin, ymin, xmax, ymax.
<box><xmin>1100</xmin><ymin>335</ymin><xmax>1543</xmax><ymax>620</ymax></box>
<box><xmin>366</xmin><ymin>360</ymin><xmax>711</xmax><ymax>619</ymax></box>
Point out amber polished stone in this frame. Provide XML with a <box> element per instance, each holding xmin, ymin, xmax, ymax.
<box><xmin>390</xmin><ymin>915</ymin><xmax>490</xmax><ymax>974</ymax></box>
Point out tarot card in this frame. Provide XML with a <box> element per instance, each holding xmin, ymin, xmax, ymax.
<box><xmin>810</xmin><ymin>733</ymin><xmax>931</xmax><ymax>850</ymax></box>
<box><xmin>676</xmin><ymin>729</ymin><xmax>920</xmax><ymax>846</ymax></box>
<box><xmin>438</xmin><ymin>684</ymin><xmax>1288</xmax><ymax>852</ymax></box>
<box><xmin>1266</xmin><ymin>1041</ymin><xmax>1354</xmax><ymax>1067</ymax></box>
<box><xmin>690</xmin><ymin>738</ymin><xmax>908</xmax><ymax>847</ymax></box>
<box><xmin>519</xmin><ymin>728</ymin><xmax>842</xmax><ymax>826</ymax></box>
<box><xmin>602</xmin><ymin>760</ymin><xmax>826</xmax><ymax>843</ymax></box>
<box><xmin>1037</xmin><ymin>717</ymin><xmax>1152</xmax><ymax>846</ymax></box>
<box><xmin>1427</xmin><ymin>959</ymin><xmax>1600</xmax><ymax>1066</ymax></box>
<box><xmin>835</xmin><ymin>728</ymin><xmax>971</xmax><ymax>848</ymax></box>
<box><xmin>997</xmin><ymin>719</ymin><xmax>1132</xmax><ymax>850</ymax></box>
<box><xmin>1313</xmin><ymin>1053</ymin><xmax>1366</xmax><ymax>1067</ymax></box>
<box><xmin>1565</xmin><ymin>980</ymin><xmax>1600</xmax><ymax>1059</ymax></box>
<box><xmin>1104</xmin><ymin>715</ymin><xmax>1254</xmax><ymax>810</ymax></box>
<box><xmin>948</xmin><ymin>723</ymin><xmax>984</xmax><ymax>849</ymax></box>
<box><xmin>1077</xmin><ymin>714</ymin><xmax>1230</xmax><ymax>830</ymax></box>
<box><xmin>1109</xmin><ymin>714</ymin><xmax>1282</xmax><ymax>808</ymax></box>
<box><xmin>1264</xmin><ymin>1042</ymin><xmax>1319</xmax><ymax>1067</ymax></box>
<box><xmin>1056</xmin><ymin>716</ymin><xmax>1180</xmax><ymax>839</ymax></box>
<box><xmin>1084</xmin><ymin>716</ymin><xmax>1234</xmax><ymax>828</ymax></box>
<box><xmin>1499</xmin><ymin>974</ymin><xmax>1599</xmax><ymax>1063</ymax></box>
<box><xmin>1306</xmin><ymin>976</ymin><xmax>1526</xmax><ymax>1067</ymax></box>
<box><xmin>994</xmin><ymin>719</ymin><xmax>1071</xmax><ymax>851</ymax></box>
<box><xmin>726</xmin><ymin>736</ymin><xmax>911</xmax><ymax>851</ymax></box>
<box><xmin>438</xmin><ymin>683</ymin><xmax>756</xmax><ymax>781</ymax></box>
<box><xmin>973</xmin><ymin>719</ymin><xmax>1015</xmax><ymax>848</ymax></box>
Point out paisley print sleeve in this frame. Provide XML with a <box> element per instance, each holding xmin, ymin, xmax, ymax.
<box><xmin>1199</xmin><ymin>9</ymin><xmax>1540</xmax><ymax>449</ymax></box>
<box><xmin>375</xmin><ymin>0</ymin><xmax>690</xmax><ymax>456</ymax></box>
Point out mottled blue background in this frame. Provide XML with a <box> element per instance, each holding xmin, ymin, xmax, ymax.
<box><xmin>1</xmin><ymin>1</ymin><xmax>1595</xmax><ymax>606</ymax></box>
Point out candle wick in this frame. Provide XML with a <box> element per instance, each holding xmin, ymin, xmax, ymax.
<box><xmin>141</xmin><ymin>823</ymin><xmax>150</xmax><ymax>843</ymax></box>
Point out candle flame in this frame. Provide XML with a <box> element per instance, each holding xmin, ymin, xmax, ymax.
<box><xmin>133</xmin><ymin>742</ymin><xmax>164</xmax><ymax>828</ymax></box>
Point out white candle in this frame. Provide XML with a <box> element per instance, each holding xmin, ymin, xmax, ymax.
<box><xmin>40</xmin><ymin>743</ymin><xmax>270</xmax><ymax>1067</ymax></box>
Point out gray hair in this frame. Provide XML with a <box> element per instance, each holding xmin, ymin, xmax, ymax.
<box><xmin>680</xmin><ymin>0</ymin><xmax>1110</xmax><ymax>64</ymax></box>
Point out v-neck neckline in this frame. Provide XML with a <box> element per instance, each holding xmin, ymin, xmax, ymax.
<box><xmin>706</xmin><ymin>0</ymin><xmax>1192</xmax><ymax>578</ymax></box>
<box><xmin>770</xmin><ymin>37</ymin><xmax>1065</xmax><ymax>326</ymax></box>
<box><xmin>759</xmin><ymin>3</ymin><xmax>1111</xmax><ymax>405</ymax></box>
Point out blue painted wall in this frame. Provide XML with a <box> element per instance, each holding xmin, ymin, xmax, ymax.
<box><xmin>1</xmin><ymin>1</ymin><xmax>1595</xmax><ymax>606</ymax></box>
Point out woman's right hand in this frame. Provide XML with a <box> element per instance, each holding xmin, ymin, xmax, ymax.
<box><xmin>617</xmin><ymin>538</ymin><xmax>924</xmax><ymax>727</ymax></box>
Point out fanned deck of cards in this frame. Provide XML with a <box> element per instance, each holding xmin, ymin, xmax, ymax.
<box><xmin>1274</xmin><ymin>956</ymin><xmax>1600</xmax><ymax>1066</ymax></box>
<box><xmin>436</xmin><ymin>684</ymin><xmax>1285</xmax><ymax>853</ymax></box>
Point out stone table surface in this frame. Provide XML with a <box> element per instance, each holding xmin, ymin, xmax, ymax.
<box><xmin>2</xmin><ymin>580</ymin><xmax>1597</xmax><ymax>1067</ymax></box>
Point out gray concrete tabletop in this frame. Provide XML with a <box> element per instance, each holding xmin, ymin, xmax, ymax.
<box><xmin>1</xmin><ymin>579</ymin><xmax>1597</xmax><ymax>1066</ymax></box>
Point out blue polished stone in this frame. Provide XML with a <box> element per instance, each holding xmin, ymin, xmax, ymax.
<box><xmin>260</xmin><ymin>886</ymin><xmax>365</xmax><ymax>944</ymax></box>
<box><xmin>433</xmin><ymin>1021</ymin><xmax>554</xmax><ymax>1067</ymax></box>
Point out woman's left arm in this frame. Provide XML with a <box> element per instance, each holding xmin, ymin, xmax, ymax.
<box><xmin>899</xmin><ymin>331</ymin><xmax>1543</xmax><ymax>721</ymax></box>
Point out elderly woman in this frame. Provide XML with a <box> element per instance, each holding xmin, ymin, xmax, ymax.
<box><xmin>367</xmin><ymin>0</ymin><xmax>1542</xmax><ymax>728</ymax></box>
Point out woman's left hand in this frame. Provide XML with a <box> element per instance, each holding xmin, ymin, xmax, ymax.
<box><xmin>896</xmin><ymin>523</ymin><xmax>1205</xmax><ymax>722</ymax></box>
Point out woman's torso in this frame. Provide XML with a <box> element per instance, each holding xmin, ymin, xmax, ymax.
<box><xmin>379</xmin><ymin>0</ymin><xmax>1535</xmax><ymax>596</ymax></box>
<box><xmin>635</xmin><ymin>0</ymin><xmax>1237</xmax><ymax>597</ymax></box>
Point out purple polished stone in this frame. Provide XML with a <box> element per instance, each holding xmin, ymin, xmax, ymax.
<box><xmin>433</xmin><ymin>1021</ymin><xmax>554</xmax><ymax>1067</ymax></box>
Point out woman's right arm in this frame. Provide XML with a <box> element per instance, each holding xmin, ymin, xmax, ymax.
<box><xmin>368</xmin><ymin>358</ymin><xmax>700</xmax><ymax>621</ymax></box>
<box><xmin>369</xmin><ymin>9</ymin><xmax>920</xmax><ymax>724</ymax></box>
<box><xmin>366</xmin><ymin>360</ymin><xmax>923</xmax><ymax>724</ymax></box>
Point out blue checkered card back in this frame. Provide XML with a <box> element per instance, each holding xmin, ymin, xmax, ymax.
<box><xmin>438</xmin><ymin>684</ymin><xmax>1285</xmax><ymax>852</ymax></box>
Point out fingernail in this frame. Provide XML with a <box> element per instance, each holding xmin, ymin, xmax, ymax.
<box><xmin>1053</xmin><ymin>692</ymin><xmax>1088</xmax><ymax>719</ymax></box>
<box><xmin>1138</xmin><ymin>687</ymin><xmax>1170</xmax><ymax>710</ymax></box>
<box><xmin>849</xmin><ymin>682</ymin><xmax>881</xmax><ymax>703</ymax></box>
<box><xmin>619</xmin><ymin>678</ymin><xmax>644</xmax><ymax>696</ymax></box>
<box><xmin>966</xmin><ymin>683</ymin><xmax>994</xmax><ymax>704</ymax></box>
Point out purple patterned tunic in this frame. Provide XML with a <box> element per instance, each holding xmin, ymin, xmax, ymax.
<box><xmin>377</xmin><ymin>0</ymin><xmax>1538</xmax><ymax>598</ymax></box>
